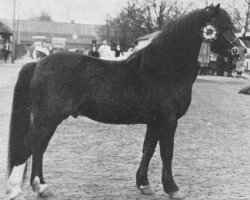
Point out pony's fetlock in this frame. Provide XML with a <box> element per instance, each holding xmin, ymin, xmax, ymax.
<box><xmin>7</xmin><ymin>185</ymin><xmax>22</xmax><ymax>200</ymax></box>
<box><xmin>7</xmin><ymin>163</ymin><xmax>27</xmax><ymax>200</ymax></box>
<box><xmin>136</xmin><ymin>172</ymin><xmax>154</xmax><ymax>195</ymax></box>
<box><xmin>31</xmin><ymin>176</ymin><xmax>40</xmax><ymax>192</ymax></box>
<box><xmin>136</xmin><ymin>171</ymin><xmax>149</xmax><ymax>187</ymax></box>
<box><xmin>31</xmin><ymin>176</ymin><xmax>53</xmax><ymax>198</ymax></box>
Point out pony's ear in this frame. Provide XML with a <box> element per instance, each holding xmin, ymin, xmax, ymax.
<box><xmin>205</xmin><ymin>3</ymin><xmax>220</xmax><ymax>19</ymax></box>
<box><xmin>214</xmin><ymin>3</ymin><xmax>220</xmax><ymax>16</ymax></box>
<box><xmin>205</xmin><ymin>4</ymin><xmax>214</xmax><ymax>11</ymax></box>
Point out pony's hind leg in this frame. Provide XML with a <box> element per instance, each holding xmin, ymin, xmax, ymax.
<box><xmin>136</xmin><ymin>124</ymin><xmax>159</xmax><ymax>195</ymax></box>
<box><xmin>7</xmin><ymin>161</ymin><xmax>29</xmax><ymax>200</ymax></box>
<box><xmin>28</xmin><ymin>121</ymin><xmax>57</xmax><ymax>198</ymax></box>
<box><xmin>7</xmin><ymin>133</ymin><xmax>32</xmax><ymax>199</ymax></box>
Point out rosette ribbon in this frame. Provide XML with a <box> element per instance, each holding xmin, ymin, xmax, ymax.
<box><xmin>198</xmin><ymin>24</ymin><xmax>218</xmax><ymax>67</ymax></box>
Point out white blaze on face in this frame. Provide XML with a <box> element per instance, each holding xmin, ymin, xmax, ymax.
<box><xmin>239</xmin><ymin>39</ymin><xmax>247</xmax><ymax>49</ymax></box>
<box><xmin>235</xmin><ymin>38</ymin><xmax>247</xmax><ymax>72</ymax></box>
<box><xmin>239</xmin><ymin>39</ymin><xmax>247</xmax><ymax>60</ymax></box>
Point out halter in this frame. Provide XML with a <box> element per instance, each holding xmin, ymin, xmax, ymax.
<box><xmin>198</xmin><ymin>22</ymin><xmax>241</xmax><ymax>67</ymax></box>
<box><xmin>221</xmin><ymin>30</ymin><xmax>240</xmax><ymax>56</ymax></box>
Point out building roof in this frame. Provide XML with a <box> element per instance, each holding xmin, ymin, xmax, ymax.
<box><xmin>1</xmin><ymin>19</ymin><xmax>103</xmax><ymax>35</ymax></box>
<box><xmin>0</xmin><ymin>19</ymin><xmax>104</xmax><ymax>44</ymax></box>
<box><xmin>0</xmin><ymin>21</ymin><xmax>12</xmax><ymax>34</ymax></box>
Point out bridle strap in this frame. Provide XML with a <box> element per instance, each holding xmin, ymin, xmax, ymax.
<box><xmin>220</xmin><ymin>20</ymin><xmax>239</xmax><ymax>46</ymax></box>
<box><xmin>232</xmin><ymin>36</ymin><xmax>240</xmax><ymax>44</ymax></box>
<box><xmin>220</xmin><ymin>29</ymin><xmax>241</xmax><ymax>57</ymax></box>
<box><xmin>221</xmin><ymin>31</ymin><xmax>239</xmax><ymax>46</ymax></box>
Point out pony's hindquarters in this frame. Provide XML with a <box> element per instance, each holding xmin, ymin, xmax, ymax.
<box><xmin>7</xmin><ymin>62</ymin><xmax>36</xmax><ymax>199</ymax></box>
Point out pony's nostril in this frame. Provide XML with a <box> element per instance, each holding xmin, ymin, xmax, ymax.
<box><xmin>244</xmin><ymin>48</ymin><xmax>247</xmax><ymax>54</ymax></box>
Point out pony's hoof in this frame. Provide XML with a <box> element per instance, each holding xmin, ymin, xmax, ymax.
<box><xmin>38</xmin><ymin>187</ymin><xmax>53</xmax><ymax>198</ymax></box>
<box><xmin>7</xmin><ymin>186</ymin><xmax>23</xmax><ymax>200</ymax></box>
<box><xmin>37</xmin><ymin>183</ymin><xmax>53</xmax><ymax>198</ymax></box>
<box><xmin>31</xmin><ymin>176</ymin><xmax>40</xmax><ymax>192</ymax></box>
<box><xmin>139</xmin><ymin>185</ymin><xmax>154</xmax><ymax>195</ymax></box>
<box><xmin>32</xmin><ymin>176</ymin><xmax>53</xmax><ymax>198</ymax></box>
<box><xmin>169</xmin><ymin>190</ymin><xmax>185</xmax><ymax>199</ymax></box>
<box><xmin>9</xmin><ymin>194</ymin><xmax>24</xmax><ymax>200</ymax></box>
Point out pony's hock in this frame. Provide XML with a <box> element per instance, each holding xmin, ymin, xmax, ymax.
<box><xmin>7</xmin><ymin>4</ymin><xmax>246</xmax><ymax>199</ymax></box>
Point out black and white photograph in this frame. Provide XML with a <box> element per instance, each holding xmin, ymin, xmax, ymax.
<box><xmin>0</xmin><ymin>0</ymin><xmax>250</xmax><ymax>199</ymax></box>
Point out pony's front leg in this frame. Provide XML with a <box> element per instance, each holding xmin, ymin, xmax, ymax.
<box><xmin>29</xmin><ymin>123</ymin><xmax>55</xmax><ymax>198</ymax></box>
<box><xmin>136</xmin><ymin>124</ymin><xmax>159</xmax><ymax>195</ymax></box>
<box><xmin>159</xmin><ymin>119</ymin><xmax>185</xmax><ymax>200</ymax></box>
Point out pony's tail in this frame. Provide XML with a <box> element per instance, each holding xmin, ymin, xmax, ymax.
<box><xmin>7</xmin><ymin>62</ymin><xmax>36</xmax><ymax>177</ymax></box>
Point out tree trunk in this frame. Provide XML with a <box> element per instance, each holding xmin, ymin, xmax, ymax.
<box><xmin>243</xmin><ymin>1</ymin><xmax>250</xmax><ymax>37</ymax></box>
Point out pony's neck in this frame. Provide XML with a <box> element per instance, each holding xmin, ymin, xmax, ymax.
<box><xmin>161</xmin><ymin>16</ymin><xmax>202</xmax><ymax>66</ymax></box>
<box><xmin>138</xmin><ymin>14</ymin><xmax>203</xmax><ymax>82</ymax></box>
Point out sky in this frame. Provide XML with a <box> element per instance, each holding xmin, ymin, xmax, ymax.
<box><xmin>0</xmin><ymin>0</ymin><xmax>126</xmax><ymax>24</ymax></box>
<box><xmin>0</xmin><ymin>0</ymin><xmax>247</xmax><ymax>25</ymax></box>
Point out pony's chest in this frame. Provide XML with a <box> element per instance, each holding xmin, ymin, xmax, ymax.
<box><xmin>172</xmin><ymin>86</ymin><xmax>192</xmax><ymax>118</ymax></box>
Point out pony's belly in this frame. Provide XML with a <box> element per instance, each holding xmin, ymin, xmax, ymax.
<box><xmin>78</xmin><ymin>105</ymin><xmax>146</xmax><ymax>124</ymax></box>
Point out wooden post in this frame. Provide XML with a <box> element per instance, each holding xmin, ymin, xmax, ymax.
<box><xmin>11</xmin><ymin>0</ymin><xmax>16</xmax><ymax>64</ymax></box>
<box><xmin>17</xmin><ymin>0</ymin><xmax>21</xmax><ymax>44</ymax></box>
<box><xmin>243</xmin><ymin>0</ymin><xmax>250</xmax><ymax>37</ymax></box>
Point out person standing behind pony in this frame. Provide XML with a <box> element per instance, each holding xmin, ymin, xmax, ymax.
<box><xmin>87</xmin><ymin>40</ymin><xmax>100</xmax><ymax>58</ymax></box>
<box><xmin>114</xmin><ymin>44</ymin><xmax>124</xmax><ymax>58</ymax></box>
<box><xmin>2</xmin><ymin>40</ymin><xmax>11</xmax><ymax>63</ymax></box>
<box><xmin>98</xmin><ymin>40</ymin><xmax>112</xmax><ymax>60</ymax></box>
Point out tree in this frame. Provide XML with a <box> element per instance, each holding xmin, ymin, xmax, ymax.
<box><xmin>98</xmin><ymin>0</ymin><xmax>195</xmax><ymax>48</ymax></box>
<box><xmin>216</xmin><ymin>0</ymin><xmax>249</xmax><ymax>34</ymax></box>
<box><xmin>30</xmin><ymin>11</ymin><xmax>52</xmax><ymax>22</ymax></box>
<box><xmin>123</xmin><ymin>0</ymin><xmax>194</xmax><ymax>35</ymax></box>
<box><xmin>243</xmin><ymin>0</ymin><xmax>250</xmax><ymax>36</ymax></box>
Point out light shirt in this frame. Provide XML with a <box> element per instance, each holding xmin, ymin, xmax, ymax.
<box><xmin>98</xmin><ymin>44</ymin><xmax>112</xmax><ymax>60</ymax></box>
<box><xmin>5</xmin><ymin>43</ymin><xmax>10</xmax><ymax>51</ymax></box>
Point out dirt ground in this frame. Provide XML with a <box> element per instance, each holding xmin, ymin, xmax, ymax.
<box><xmin>0</xmin><ymin>66</ymin><xmax>250</xmax><ymax>200</ymax></box>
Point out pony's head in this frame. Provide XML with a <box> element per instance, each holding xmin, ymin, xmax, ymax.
<box><xmin>199</xmin><ymin>4</ymin><xmax>246</xmax><ymax>65</ymax></box>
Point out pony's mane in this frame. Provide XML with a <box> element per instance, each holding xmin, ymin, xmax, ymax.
<box><xmin>147</xmin><ymin>7</ymin><xmax>232</xmax><ymax>52</ymax></box>
<box><xmin>126</xmin><ymin>6</ymin><xmax>234</xmax><ymax>73</ymax></box>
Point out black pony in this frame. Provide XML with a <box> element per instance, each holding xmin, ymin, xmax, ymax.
<box><xmin>7</xmin><ymin>4</ymin><xmax>246</xmax><ymax>200</ymax></box>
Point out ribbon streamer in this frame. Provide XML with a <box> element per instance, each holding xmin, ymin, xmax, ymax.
<box><xmin>198</xmin><ymin>41</ymin><xmax>211</xmax><ymax>67</ymax></box>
